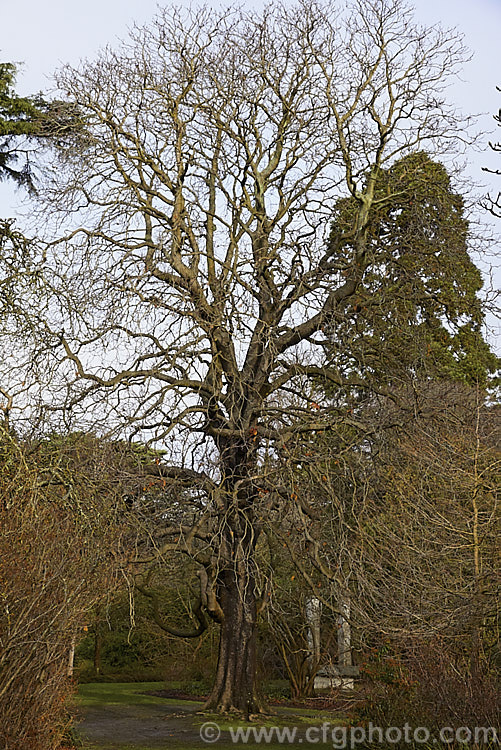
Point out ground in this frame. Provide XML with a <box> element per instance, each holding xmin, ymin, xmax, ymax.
<box><xmin>76</xmin><ymin>684</ymin><xmax>207</xmax><ymax>748</ymax></box>
<box><xmin>74</xmin><ymin>682</ymin><xmax>348</xmax><ymax>749</ymax></box>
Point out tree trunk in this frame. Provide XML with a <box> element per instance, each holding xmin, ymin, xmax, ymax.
<box><xmin>204</xmin><ymin>562</ymin><xmax>265</xmax><ymax>715</ymax></box>
<box><xmin>203</xmin><ymin>458</ymin><xmax>265</xmax><ymax>715</ymax></box>
<box><xmin>202</xmin><ymin>437</ymin><xmax>267</xmax><ymax>714</ymax></box>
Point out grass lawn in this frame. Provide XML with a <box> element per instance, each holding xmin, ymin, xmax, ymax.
<box><xmin>76</xmin><ymin>681</ymin><xmax>196</xmax><ymax>708</ymax></box>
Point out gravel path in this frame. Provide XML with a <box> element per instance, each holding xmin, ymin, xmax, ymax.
<box><xmin>76</xmin><ymin>701</ymin><xmax>206</xmax><ymax>747</ymax></box>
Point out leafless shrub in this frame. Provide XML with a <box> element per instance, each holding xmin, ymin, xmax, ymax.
<box><xmin>0</xmin><ymin>431</ymin><xmax>127</xmax><ymax>750</ymax></box>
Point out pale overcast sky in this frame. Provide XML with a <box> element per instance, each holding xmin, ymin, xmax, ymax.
<box><xmin>1</xmin><ymin>0</ymin><xmax>500</xmax><ymax>338</ymax></box>
<box><xmin>1</xmin><ymin>0</ymin><xmax>500</xmax><ymax>204</ymax></box>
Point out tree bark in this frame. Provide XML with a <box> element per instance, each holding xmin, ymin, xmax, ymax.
<box><xmin>204</xmin><ymin>563</ymin><xmax>264</xmax><ymax>715</ymax></box>
<box><xmin>203</xmin><ymin>444</ymin><xmax>265</xmax><ymax>715</ymax></box>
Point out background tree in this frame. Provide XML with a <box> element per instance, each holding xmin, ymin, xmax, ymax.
<box><xmin>0</xmin><ymin>62</ymin><xmax>44</xmax><ymax>191</ymax></box>
<box><xmin>327</xmin><ymin>151</ymin><xmax>498</xmax><ymax>389</ymax></box>
<box><xmin>260</xmin><ymin>153</ymin><xmax>498</xmax><ymax>704</ymax></box>
<box><xmin>34</xmin><ymin>0</ymin><xmax>474</xmax><ymax>713</ymax></box>
<box><xmin>0</xmin><ymin>61</ymin><xmax>82</xmax><ymax>193</ymax></box>
<box><xmin>348</xmin><ymin>383</ymin><xmax>499</xmax><ymax>647</ymax></box>
<box><xmin>352</xmin><ymin>383</ymin><xmax>500</xmax><ymax>729</ymax></box>
<box><xmin>0</xmin><ymin>62</ymin><xmax>84</xmax><ymax>424</ymax></box>
<box><xmin>272</xmin><ymin>380</ymin><xmax>499</xmax><ymax>722</ymax></box>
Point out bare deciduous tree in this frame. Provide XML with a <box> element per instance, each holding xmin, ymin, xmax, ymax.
<box><xmin>295</xmin><ymin>383</ymin><xmax>500</xmax><ymax>648</ymax></box>
<box><xmin>483</xmin><ymin>87</ymin><xmax>501</xmax><ymax>218</ymax></box>
<box><xmin>35</xmin><ymin>0</ymin><xmax>471</xmax><ymax>712</ymax></box>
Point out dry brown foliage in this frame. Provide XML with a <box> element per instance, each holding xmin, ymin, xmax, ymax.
<box><xmin>0</xmin><ymin>431</ymin><xmax>127</xmax><ymax>750</ymax></box>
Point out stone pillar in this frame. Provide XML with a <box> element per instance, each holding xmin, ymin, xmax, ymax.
<box><xmin>337</xmin><ymin>594</ymin><xmax>352</xmax><ymax>667</ymax></box>
<box><xmin>67</xmin><ymin>634</ymin><xmax>76</xmax><ymax>677</ymax></box>
<box><xmin>305</xmin><ymin>596</ymin><xmax>321</xmax><ymax>665</ymax></box>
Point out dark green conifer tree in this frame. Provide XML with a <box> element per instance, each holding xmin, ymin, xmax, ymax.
<box><xmin>327</xmin><ymin>152</ymin><xmax>498</xmax><ymax>388</ymax></box>
<box><xmin>0</xmin><ymin>62</ymin><xmax>82</xmax><ymax>194</ymax></box>
<box><xmin>0</xmin><ymin>62</ymin><xmax>46</xmax><ymax>191</ymax></box>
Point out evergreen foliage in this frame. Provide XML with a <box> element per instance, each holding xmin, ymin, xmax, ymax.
<box><xmin>328</xmin><ymin>152</ymin><xmax>498</xmax><ymax>388</ymax></box>
<box><xmin>0</xmin><ymin>63</ymin><xmax>46</xmax><ymax>191</ymax></box>
<box><xmin>0</xmin><ymin>62</ymin><xmax>83</xmax><ymax>194</ymax></box>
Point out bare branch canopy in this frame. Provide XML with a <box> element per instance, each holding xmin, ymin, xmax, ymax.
<box><xmin>30</xmin><ymin>0</ymin><xmax>477</xmax><ymax>713</ymax></box>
